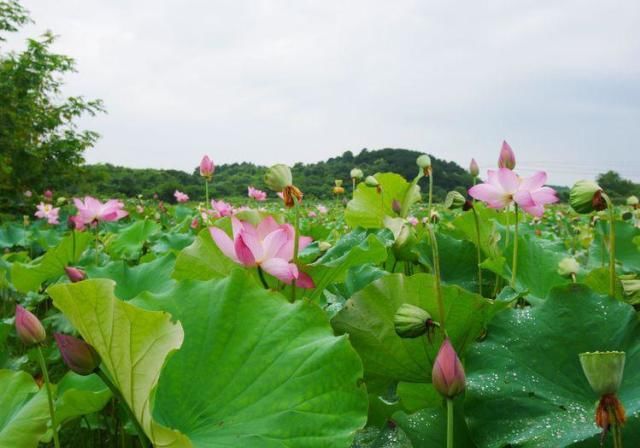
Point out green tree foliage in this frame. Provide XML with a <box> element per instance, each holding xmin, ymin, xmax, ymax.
<box><xmin>0</xmin><ymin>0</ymin><xmax>104</xmax><ymax>211</ymax></box>
<box><xmin>597</xmin><ymin>170</ymin><xmax>640</xmax><ymax>203</ymax></box>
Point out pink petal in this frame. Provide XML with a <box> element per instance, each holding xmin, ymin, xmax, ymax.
<box><xmin>486</xmin><ymin>170</ymin><xmax>500</xmax><ymax>187</ymax></box>
<box><xmin>257</xmin><ymin>216</ymin><xmax>280</xmax><ymax>239</ymax></box>
<box><xmin>261</xmin><ymin>258</ymin><xmax>298</xmax><ymax>283</ymax></box>
<box><xmin>261</xmin><ymin>229</ymin><xmax>289</xmax><ymax>261</ymax></box>
<box><xmin>298</xmin><ymin>236</ymin><xmax>313</xmax><ymax>251</ymax></box>
<box><xmin>296</xmin><ymin>271</ymin><xmax>315</xmax><ymax>289</ymax></box>
<box><xmin>496</xmin><ymin>168</ymin><xmax>519</xmax><ymax>194</ymax></box>
<box><xmin>531</xmin><ymin>187</ymin><xmax>559</xmax><ymax>205</ymax></box>
<box><xmin>514</xmin><ymin>190</ymin><xmax>535</xmax><ymax>208</ymax></box>
<box><xmin>209</xmin><ymin>227</ymin><xmax>239</xmax><ymax>263</ymax></box>
<box><xmin>230</xmin><ymin>217</ymin><xmax>244</xmax><ymax>239</ymax></box>
<box><xmin>469</xmin><ymin>184</ymin><xmax>503</xmax><ymax>203</ymax></box>
<box><xmin>238</xmin><ymin>229</ymin><xmax>263</xmax><ymax>262</ymax></box>
<box><xmin>522</xmin><ymin>204</ymin><xmax>545</xmax><ymax>217</ymax></box>
<box><xmin>235</xmin><ymin>232</ymin><xmax>257</xmax><ymax>266</ymax></box>
<box><xmin>519</xmin><ymin>171</ymin><xmax>547</xmax><ymax>191</ymax></box>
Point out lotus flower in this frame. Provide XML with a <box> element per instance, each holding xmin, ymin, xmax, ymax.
<box><xmin>34</xmin><ymin>202</ymin><xmax>60</xmax><ymax>225</ymax></box>
<box><xmin>200</xmin><ymin>155</ymin><xmax>215</xmax><ymax>178</ymax></box>
<box><xmin>64</xmin><ymin>266</ymin><xmax>86</xmax><ymax>283</ymax></box>
<box><xmin>248</xmin><ymin>186</ymin><xmax>267</xmax><ymax>201</ymax></box>
<box><xmin>15</xmin><ymin>305</ymin><xmax>46</xmax><ymax>345</ymax></box>
<box><xmin>54</xmin><ymin>333</ymin><xmax>100</xmax><ymax>375</ymax></box>
<box><xmin>211</xmin><ymin>199</ymin><xmax>233</xmax><ymax>217</ymax></box>
<box><xmin>210</xmin><ymin>217</ymin><xmax>314</xmax><ymax>287</ymax></box>
<box><xmin>73</xmin><ymin>196</ymin><xmax>128</xmax><ymax>225</ymax></box>
<box><xmin>498</xmin><ymin>140</ymin><xmax>516</xmax><ymax>169</ymax></box>
<box><xmin>174</xmin><ymin>190</ymin><xmax>189</xmax><ymax>203</ymax></box>
<box><xmin>68</xmin><ymin>215</ymin><xmax>86</xmax><ymax>231</ymax></box>
<box><xmin>317</xmin><ymin>205</ymin><xmax>328</xmax><ymax>215</ymax></box>
<box><xmin>432</xmin><ymin>338</ymin><xmax>466</xmax><ymax>398</ymax></box>
<box><xmin>468</xmin><ymin>169</ymin><xmax>558</xmax><ymax>217</ymax></box>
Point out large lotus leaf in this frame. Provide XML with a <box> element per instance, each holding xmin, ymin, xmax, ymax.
<box><xmin>351</xmin><ymin>425</ymin><xmax>412</xmax><ymax>448</ymax></box>
<box><xmin>151</xmin><ymin>232</ymin><xmax>195</xmax><ymax>254</ymax></box>
<box><xmin>345</xmin><ymin>173</ymin><xmax>421</xmax><ymax>229</ymax></box>
<box><xmin>590</xmin><ymin>221</ymin><xmax>640</xmax><ymax>273</ymax></box>
<box><xmin>0</xmin><ymin>369</ymin><xmax>49</xmax><ymax>447</ymax></box>
<box><xmin>464</xmin><ymin>284</ymin><xmax>640</xmax><ymax>447</ymax></box>
<box><xmin>308</xmin><ymin>228</ymin><xmax>394</xmax><ymax>301</ymax></box>
<box><xmin>11</xmin><ymin>232</ymin><xmax>92</xmax><ymax>293</ymax></box>
<box><xmin>331</xmin><ymin>273</ymin><xmax>504</xmax><ymax>384</ymax></box>
<box><xmin>132</xmin><ymin>270</ymin><xmax>368</xmax><ymax>448</ymax></box>
<box><xmin>107</xmin><ymin>219</ymin><xmax>161</xmax><ymax>259</ymax></box>
<box><xmin>87</xmin><ymin>253</ymin><xmax>176</xmax><ymax>300</ymax></box>
<box><xmin>173</xmin><ymin>227</ymin><xmax>237</xmax><ymax>281</ymax></box>
<box><xmin>47</xmin><ymin>280</ymin><xmax>190</xmax><ymax>447</ymax></box>
<box><xmin>54</xmin><ymin>372</ymin><xmax>111</xmax><ymax>425</ymax></box>
<box><xmin>0</xmin><ymin>223</ymin><xmax>28</xmax><ymax>249</ymax></box>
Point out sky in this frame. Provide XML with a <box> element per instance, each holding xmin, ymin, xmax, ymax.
<box><xmin>6</xmin><ymin>0</ymin><xmax>640</xmax><ymax>186</ymax></box>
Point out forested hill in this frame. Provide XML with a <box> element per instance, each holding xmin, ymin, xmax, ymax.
<box><xmin>73</xmin><ymin>148</ymin><xmax>474</xmax><ymax>202</ymax></box>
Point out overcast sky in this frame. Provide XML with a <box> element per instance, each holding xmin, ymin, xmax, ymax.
<box><xmin>7</xmin><ymin>0</ymin><xmax>640</xmax><ymax>185</ymax></box>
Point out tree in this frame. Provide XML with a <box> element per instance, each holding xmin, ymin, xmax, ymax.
<box><xmin>0</xmin><ymin>0</ymin><xmax>104</xmax><ymax>211</ymax></box>
<box><xmin>597</xmin><ymin>171</ymin><xmax>640</xmax><ymax>203</ymax></box>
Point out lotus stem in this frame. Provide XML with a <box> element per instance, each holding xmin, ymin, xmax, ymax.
<box><xmin>291</xmin><ymin>196</ymin><xmax>301</xmax><ymax>302</ymax></box>
<box><xmin>602</xmin><ymin>193</ymin><xmax>617</xmax><ymax>297</ymax></box>
<box><xmin>37</xmin><ymin>346</ymin><xmax>60</xmax><ymax>448</ymax></box>
<box><xmin>427</xmin><ymin>224</ymin><xmax>445</xmax><ymax>333</ymax></box>
<box><xmin>511</xmin><ymin>204</ymin><xmax>519</xmax><ymax>288</ymax></box>
<box><xmin>427</xmin><ymin>170</ymin><xmax>433</xmax><ymax>221</ymax></box>
<box><xmin>447</xmin><ymin>398</ymin><xmax>454</xmax><ymax>448</ymax></box>
<box><xmin>471</xmin><ymin>205</ymin><xmax>483</xmax><ymax>296</ymax></box>
<box><xmin>204</xmin><ymin>180</ymin><xmax>210</xmax><ymax>207</ymax></box>
<box><xmin>257</xmin><ymin>266</ymin><xmax>269</xmax><ymax>289</ymax></box>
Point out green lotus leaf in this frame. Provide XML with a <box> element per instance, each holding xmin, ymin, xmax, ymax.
<box><xmin>590</xmin><ymin>221</ymin><xmax>640</xmax><ymax>273</ymax></box>
<box><xmin>107</xmin><ymin>219</ymin><xmax>161</xmax><ymax>259</ymax></box>
<box><xmin>173</xmin><ymin>226</ymin><xmax>237</xmax><ymax>281</ymax></box>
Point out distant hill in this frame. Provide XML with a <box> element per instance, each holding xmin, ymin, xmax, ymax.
<box><xmin>72</xmin><ymin>148</ymin><xmax>474</xmax><ymax>202</ymax></box>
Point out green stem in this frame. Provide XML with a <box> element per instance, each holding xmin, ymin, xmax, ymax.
<box><xmin>352</xmin><ymin>178</ymin><xmax>356</xmax><ymax>199</ymax></box>
<box><xmin>504</xmin><ymin>207</ymin><xmax>510</xmax><ymax>249</ymax></box>
<box><xmin>603</xmin><ymin>193</ymin><xmax>617</xmax><ymax>297</ymax></box>
<box><xmin>72</xmin><ymin>230</ymin><xmax>77</xmax><ymax>264</ymax></box>
<box><xmin>257</xmin><ymin>266</ymin><xmax>269</xmax><ymax>289</ymax></box>
<box><xmin>427</xmin><ymin>224</ymin><xmax>445</xmax><ymax>333</ymax></box>
<box><xmin>471</xmin><ymin>206</ymin><xmax>483</xmax><ymax>296</ymax></box>
<box><xmin>427</xmin><ymin>170</ymin><xmax>433</xmax><ymax>221</ymax></box>
<box><xmin>511</xmin><ymin>204</ymin><xmax>519</xmax><ymax>288</ymax></box>
<box><xmin>94</xmin><ymin>223</ymin><xmax>100</xmax><ymax>265</ymax></box>
<box><xmin>446</xmin><ymin>398</ymin><xmax>454</xmax><ymax>448</ymax></box>
<box><xmin>291</xmin><ymin>197</ymin><xmax>301</xmax><ymax>302</ymax></box>
<box><xmin>37</xmin><ymin>346</ymin><xmax>60</xmax><ymax>448</ymax></box>
<box><xmin>96</xmin><ymin>369</ymin><xmax>150</xmax><ymax>448</ymax></box>
<box><xmin>204</xmin><ymin>179</ymin><xmax>210</xmax><ymax>206</ymax></box>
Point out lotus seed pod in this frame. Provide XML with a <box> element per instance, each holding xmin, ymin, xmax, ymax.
<box><xmin>579</xmin><ymin>351</ymin><xmax>625</xmax><ymax>396</ymax></box>
<box><xmin>364</xmin><ymin>176</ymin><xmax>379</xmax><ymax>188</ymax></box>
<box><xmin>570</xmin><ymin>180</ymin><xmax>606</xmax><ymax>214</ymax></box>
<box><xmin>350</xmin><ymin>168</ymin><xmax>363</xmax><ymax>180</ymax></box>
<box><xmin>394</xmin><ymin>303</ymin><xmax>435</xmax><ymax>338</ymax></box>
<box><xmin>557</xmin><ymin>258</ymin><xmax>580</xmax><ymax>277</ymax></box>
<box><xmin>444</xmin><ymin>191</ymin><xmax>467</xmax><ymax>210</ymax></box>
<box><xmin>264</xmin><ymin>164</ymin><xmax>293</xmax><ymax>192</ymax></box>
<box><xmin>416</xmin><ymin>154</ymin><xmax>431</xmax><ymax>169</ymax></box>
<box><xmin>334</xmin><ymin>179</ymin><xmax>343</xmax><ymax>187</ymax></box>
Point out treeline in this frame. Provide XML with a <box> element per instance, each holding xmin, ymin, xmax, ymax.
<box><xmin>69</xmin><ymin>148</ymin><xmax>475</xmax><ymax>202</ymax></box>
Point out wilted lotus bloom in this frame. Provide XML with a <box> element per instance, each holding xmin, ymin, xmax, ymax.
<box><xmin>444</xmin><ymin>191</ymin><xmax>467</xmax><ymax>210</ymax></box>
<box><xmin>350</xmin><ymin>168</ymin><xmax>364</xmax><ymax>180</ymax></box>
<box><xmin>64</xmin><ymin>266</ymin><xmax>86</xmax><ymax>283</ymax></box>
<box><xmin>24</xmin><ymin>190</ymin><xmax>32</xmax><ymax>198</ymax></box>
<box><xmin>432</xmin><ymin>338</ymin><xmax>466</xmax><ymax>398</ymax></box>
<box><xmin>265</xmin><ymin>164</ymin><xmax>303</xmax><ymax>208</ymax></box>
<box><xmin>248</xmin><ymin>186</ymin><xmax>267</xmax><ymax>201</ymax></box>
<box><xmin>73</xmin><ymin>196</ymin><xmax>128</xmax><ymax>225</ymax></box>
<box><xmin>570</xmin><ymin>180</ymin><xmax>606</xmax><ymax>214</ymax></box>
<box><xmin>174</xmin><ymin>190</ymin><xmax>189</xmax><ymax>203</ymax></box>
<box><xmin>15</xmin><ymin>305</ymin><xmax>46</xmax><ymax>346</ymax></box>
<box><xmin>210</xmin><ymin>216</ymin><xmax>314</xmax><ymax>287</ymax></box>
<box><xmin>54</xmin><ymin>333</ymin><xmax>100</xmax><ymax>376</ymax></box>
<box><xmin>469</xmin><ymin>158</ymin><xmax>479</xmax><ymax>177</ymax></box>
<box><xmin>43</xmin><ymin>189</ymin><xmax>53</xmax><ymax>202</ymax></box>
<box><xmin>498</xmin><ymin>140</ymin><xmax>516</xmax><ymax>169</ymax></box>
<box><xmin>468</xmin><ymin>169</ymin><xmax>558</xmax><ymax>217</ymax></box>
<box><xmin>199</xmin><ymin>155</ymin><xmax>215</xmax><ymax>179</ymax></box>
<box><xmin>34</xmin><ymin>202</ymin><xmax>60</xmax><ymax>225</ymax></box>
<box><xmin>211</xmin><ymin>199</ymin><xmax>233</xmax><ymax>217</ymax></box>
<box><xmin>333</xmin><ymin>185</ymin><xmax>345</xmax><ymax>195</ymax></box>
<box><xmin>317</xmin><ymin>205</ymin><xmax>328</xmax><ymax>214</ymax></box>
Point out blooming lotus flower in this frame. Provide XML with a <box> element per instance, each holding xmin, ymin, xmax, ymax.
<box><xmin>498</xmin><ymin>140</ymin><xmax>516</xmax><ymax>169</ymax></box>
<box><xmin>15</xmin><ymin>305</ymin><xmax>46</xmax><ymax>345</ymax></box>
<box><xmin>211</xmin><ymin>199</ymin><xmax>233</xmax><ymax>217</ymax></box>
<box><xmin>432</xmin><ymin>338</ymin><xmax>466</xmax><ymax>398</ymax></box>
<box><xmin>210</xmin><ymin>217</ymin><xmax>314</xmax><ymax>287</ymax></box>
<box><xmin>73</xmin><ymin>196</ymin><xmax>128</xmax><ymax>225</ymax></box>
<box><xmin>248</xmin><ymin>186</ymin><xmax>267</xmax><ymax>201</ymax></box>
<box><xmin>468</xmin><ymin>169</ymin><xmax>558</xmax><ymax>217</ymax></box>
<box><xmin>317</xmin><ymin>205</ymin><xmax>328</xmax><ymax>214</ymax></box>
<box><xmin>34</xmin><ymin>202</ymin><xmax>60</xmax><ymax>225</ymax></box>
<box><xmin>200</xmin><ymin>155</ymin><xmax>215</xmax><ymax>178</ymax></box>
<box><xmin>407</xmin><ymin>216</ymin><xmax>419</xmax><ymax>226</ymax></box>
<box><xmin>54</xmin><ymin>333</ymin><xmax>100</xmax><ymax>376</ymax></box>
<box><xmin>174</xmin><ymin>190</ymin><xmax>189</xmax><ymax>203</ymax></box>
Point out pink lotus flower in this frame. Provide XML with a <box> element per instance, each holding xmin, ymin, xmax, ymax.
<box><xmin>468</xmin><ymin>168</ymin><xmax>558</xmax><ymax>217</ymax></box>
<box><xmin>54</xmin><ymin>333</ymin><xmax>100</xmax><ymax>375</ymax></box>
<box><xmin>68</xmin><ymin>215</ymin><xmax>86</xmax><ymax>231</ymax></box>
<box><xmin>174</xmin><ymin>190</ymin><xmax>189</xmax><ymax>203</ymax></box>
<box><xmin>211</xmin><ymin>199</ymin><xmax>234</xmax><ymax>217</ymax></box>
<box><xmin>308</xmin><ymin>211</ymin><xmax>317</xmax><ymax>218</ymax></box>
<box><xmin>200</xmin><ymin>155</ymin><xmax>215</xmax><ymax>178</ymax></box>
<box><xmin>191</xmin><ymin>217</ymin><xmax>200</xmax><ymax>229</ymax></box>
<box><xmin>432</xmin><ymin>338</ymin><xmax>466</xmax><ymax>398</ymax></box>
<box><xmin>73</xmin><ymin>196</ymin><xmax>128</xmax><ymax>225</ymax></box>
<box><xmin>317</xmin><ymin>205</ymin><xmax>328</xmax><ymax>214</ymax></box>
<box><xmin>210</xmin><ymin>216</ymin><xmax>314</xmax><ymax>287</ymax></box>
<box><xmin>15</xmin><ymin>305</ymin><xmax>46</xmax><ymax>346</ymax></box>
<box><xmin>248</xmin><ymin>186</ymin><xmax>267</xmax><ymax>201</ymax></box>
<box><xmin>498</xmin><ymin>141</ymin><xmax>516</xmax><ymax>170</ymax></box>
<box><xmin>43</xmin><ymin>189</ymin><xmax>53</xmax><ymax>202</ymax></box>
<box><xmin>407</xmin><ymin>216</ymin><xmax>419</xmax><ymax>226</ymax></box>
<box><xmin>64</xmin><ymin>266</ymin><xmax>86</xmax><ymax>283</ymax></box>
<box><xmin>34</xmin><ymin>202</ymin><xmax>60</xmax><ymax>225</ymax></box>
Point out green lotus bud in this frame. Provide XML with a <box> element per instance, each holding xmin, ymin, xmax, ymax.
<box><xmin>621</xmin><ymin>279</ymin><xmax>640</xmax><ymax>299</ymax></box>
<box><xmin>444</xmin><ymin>191</ymin><xmax>467</xmax><ymax>210</ymax></box>
<box><xmin>264</xmin><ymin>164</ymin><xmax>293</xmax><ymax>192</ymax></box>
<box><xmin>557</xmin><ymin>257</ymin><xmax>580</xmax><ymax>277</ymax></box>
<box><xmin>334</xmin><ymin>179</ymin><xmax>343</xmax><ymax>187</ymax></box>
<box><xmin>350</xmin><ymin>168</ymin><xmax>363</xmax><ymax>180</ymax></box>
<box><xmin>318</xmin><ymin>241</ymin><xmax>332</xmax><ymax>252</ymax></box>
<box><xmin>627</xmin><ymin>195</ymin><xmax>639</xmax><ymax>206</ymax></box>
<box><xmin>579</xmin><ymin>351</ymin><xmax>625</xmax><ymax>396</ymax></box>
<box><xmin>570</xmin><ymin>180</ymin><xmax>606</xmax><ymax>214</ymax></box>
<box><xmin>416</xmin><ymin>154</ymin><xmax>431</xmax><ymax>169</ymax></box>
<box><xmin>364</xmin><ymin>176</ymin><xmax>379</xmax><ymax>188</ymax></box>
<box><xmin>394</xmin><ymin>303</ymin><xmax>437</xmax><ymax>338</ymax></box>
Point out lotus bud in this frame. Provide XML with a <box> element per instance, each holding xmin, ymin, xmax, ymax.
<box><xmin>64</xmin><ymin>266</ymin><xmax>86</xmax><ymax>283</ymax></box>
<box><xmin>469</xmin><ymin>158</ymin><xmax>479</xmax><ymax>177</ymax></box>
<box><xmin>265</xmin><ymin>164</ymin><xmax>293</xmax><ymax>191</ymax></box>
<box><xmin>199</xmin><ymin>155</ymin><xmax>215</xmax><ymax>179</ymax></box>
<box><xmin>579</xmin><ymin>351</ymin><xmax>625</xmax><ymax>396</ymax></box>
<box><xmin>497</xmin><ymin>141</ymin><xmax>516</xmax><ymax>169</ymax></box>
<box><xmin>621</xmin><ymin>279</ymin><xmax>640</xmax><ymax>298</ymax></box>
<box><xmin>15</xmin><ymin>305</ymin><xmax>46</xmax><ymax>346</ymax></box>
<box><xmin>416</xmin><ymin>154</ymin><xmax>432</xmax><ymax>175</ymax></box>
<box><xmin>394</xmin><ymin>304</ymin><xmax>437</xmax><ymax>338</ymax></box>
<box><xmin>43</xmin><ymin>190</ymin><xmax>53</xmax><ymax>201</ymax></box>
<box><xmin>444</xmin><ymin>191</ymin><xmax>467</xmax><ymax>210</ymax></box>
<box><xmin>56</xmin><ymin>197</ymin><xmax>67</xmax><ymax>206</ymax></box>
<box><xmin>54</xmin><ymin>333</ymin><xmax>101</xmax><ymax>376</ymax></box>
<box><xmin>570</xmin><ymin>180</ymin><xmax>606</xmax><ymax>213</ymax></box>
<box><xmin>557</xmin><ymin>258</ymin><xmax>579</xmax><ymax>277</ymax></box>
<box><xmin>432</xmin><ymin>338</ymin><xmax>466</xmax><ymax>398</ymax></box>
<box><xmin>392</xmin><ymin>199</ymin><xmax>402</xmax><ymax>214</ymax></box>
<box><xmin>350</xmin><ymin>168</ymin><xmax>363</xmax><ymax>180</ymax></box>
<box><xmin>334</xmin><ymin>179</ymin><xmax>343</xmax><ymax>187</ymax></box>
<box><xmin>318</xmin><ymin>241</ymin><xmax>332</xmax><ymax>252</ymax></box>
<box><xmin>364</xmin><ymin>176</ymin><xmax>379</xmax><ymax>188</ymax></box>
<box><xmin>627</xmin><ymin>195</ymin><xmax>639</xmax><ymax>207</ymax></box>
